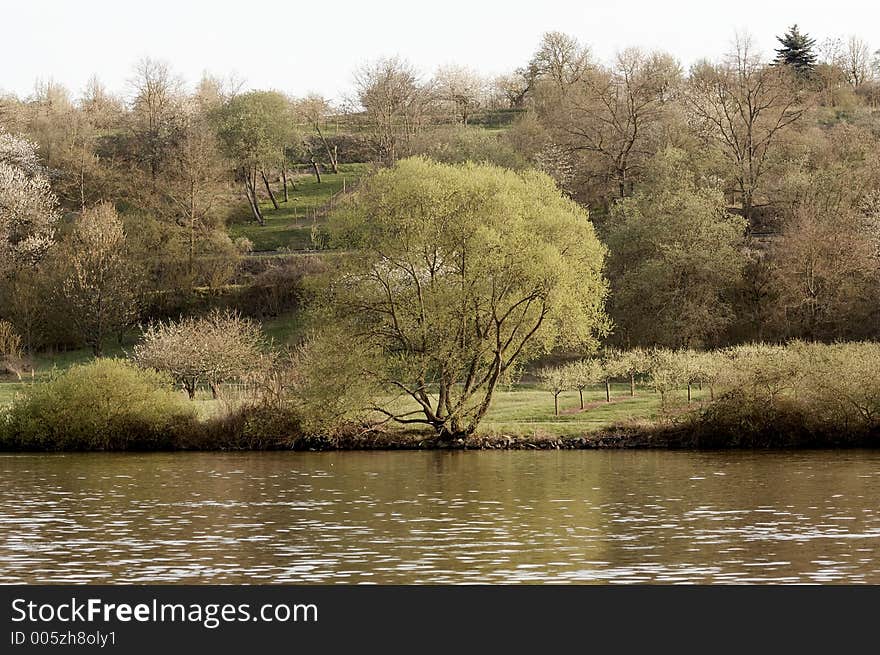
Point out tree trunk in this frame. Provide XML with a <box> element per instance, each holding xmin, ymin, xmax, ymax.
<box><xmin>605</xmin><ymin>380</ymin><xmax>611</xmax><ymax>402</ymax></box>
<box><xmin>687</xmin><ymin>382</ymin><xmax>692</xmax><ymax>404</ymax></box>
<box><xmin>579</xmin><ymin>389</ymin><xmax>584</xmax><ymax>410</ymax></box>
<box><xmin>310</xmin><ymin>159</ymin><xmax>322</xmax><ymax>183</ymax></box>
<box><xmin>261</xmin><ymin>170</ymin><xmax>279</xmax><ymax>210</ymax></box>
<box><xmin>79</xmin><ymin>152</ymin><xmax>86</xmax><ymax>211</ymax></box>
<box><xmin>742</xmin><ymin>186</ymin><xmax>753</xmax><ymax>225</ymax></box>
<box><xmin>244</xmin><ymin>181</ymin><xmax>263</xmax><ymax>225</ymax></box>
<box><xmin>554</xmin><ymin>393</ymin><xmax>559</xmax><ymax>416</ymax></box>
<box><xmin>281</xmin><ymin>169</ymin><xmax>289</xmax><ymax>202</ymax></box>
<box><xmin>189</xmin><ymin>184</ymin><xmax>196</xmax><ymax>279</ymax></box>
<box><xmin>630</xmin><ymin>373</ymin><xmax>635</xmax><ymax>397</ymax></box>
<box><xmin>210</xmin><ymin>382</ymin><xmax>219</xmax><ymax>400</ymax></box>
<box><xmin>243</xmin><ymin>171</ymin><xmax>264</xmax><ymax>226</ymax></box>
<box><xmin>184</xmin><ymin>379</ymin><xmax>196</xmax><ymax>400</ymax></box>
<box><xmin>316</xmin><ymin>125</ymin><xmax>339</xmax><ymax>174</ymax></box>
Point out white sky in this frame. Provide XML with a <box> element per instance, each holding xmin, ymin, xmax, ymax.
<box><xmin>2</xmin><ymin>0</ymin><xmax>877</xmax><ymax>102</ymax></box>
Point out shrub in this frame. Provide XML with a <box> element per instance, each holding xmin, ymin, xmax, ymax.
<box><xmin>690</xmin><ymin>392</ymin><xmax>831</xmax><ymax>448</ymax></box>
<box><xmin>186</xmin><ymin>403</ymin><xmax>303</xmax><ymax>451</ymax></box>
<box><xmin>0</xmin><ymin>358</ymin><xmax>197</xmax><ymax>451</ymax></box>
<box><xmin>684</xmin><ymin>341</ymin><xmax>880</xmax><ymax>447</ymax></box>
<box><xmin>279</xmin><ymin>329</ymin><xmax>375</xmax><ymax>436</ymax></box>
<box><xmin>246</xmin><ymin>256</ymin><xmax>325</xmax><ymax>317</ymax></box>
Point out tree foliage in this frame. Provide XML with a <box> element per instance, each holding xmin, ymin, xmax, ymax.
<box><xmin>775</xmin><ymin>24</ymin><xmax>818</xmax><ymax>77</ymax></box>
<box><xmin>134</xmin><ymin>309</ymin><xmax>266</xmax><ymax>398</ymax></box>
<box><xmin>0</xmin><ymin>130</ymin><xmax>59</xmax><ymax>274</ymax></box>
<box><xmin>324</xmin><ymin>157</ymin><xmax>609</xmax><ymax>438</ymax></box>
<box><xmin>54</xmin><ymin>203</ymin><xmax>140</xmax><ymax>356</ymax></box>
<box><xmin>605</xmin><ymin>148</ymin><xmax>747</xmax><ymax>347</ymax></box>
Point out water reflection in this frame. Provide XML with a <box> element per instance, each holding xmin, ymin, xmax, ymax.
<box><xmin>1</xmin><ymin>450</ymin><xmax>879</xmax><ymax>583</ymax></box>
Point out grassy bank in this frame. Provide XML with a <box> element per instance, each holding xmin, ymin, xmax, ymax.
<box><xmin>0</xmin><ymin>366</ymin><xmax>714</xmax><ymax>451</ymax></box>
<box><xmin>6</xmin><ymin>339</ymin><xmax>880</xmax><ymax>452</ymax></box>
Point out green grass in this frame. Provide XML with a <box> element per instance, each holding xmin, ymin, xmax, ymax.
<box><xmin>376</xmin><ymin>382</ymin><xmax>711</xmax><ymax>438</ymax></box>
<box><xmin>261</xmin><ymin>311</ymin><xmax>305</xmax><ymax>346</ymax></box>
<box><xmin>229</xmin><ymin>163</ymin><xmax>370</xmax><ymax>252</ymax></box>
<box><xmin>481</xmin><ymin>384</ymin><xmax>709</xmax><ymax>436</ymax></box>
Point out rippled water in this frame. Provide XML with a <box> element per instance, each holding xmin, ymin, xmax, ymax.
<box><xmin>2</xmin><ymin>450</ymin><xmax>880</xmax><ymax>583</ymax></box>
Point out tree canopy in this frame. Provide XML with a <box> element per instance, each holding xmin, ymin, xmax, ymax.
<box><xmin>775</xmin><ymin>24</ymin><xmax>818</xmax><ymax>77</ymax></box>
<box><xmin>0</xmin><ymin>131</ymin><xmax>59</xmax><ymax>274</ymax></box>
<box><xmin>605</xmin><ymin>148</ymin><xmax>747</xmax><ymax>348</ymax></box>
<box><xmin>323</xmin><ymin>157</ymin><xmax>609</xmax><ymax>438</ymax></box>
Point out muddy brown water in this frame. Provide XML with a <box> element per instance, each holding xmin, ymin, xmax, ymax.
<box><xmin>2</xmin><ymin>450</ymin><xmax>880</xmax><ymax>583</ymax></box>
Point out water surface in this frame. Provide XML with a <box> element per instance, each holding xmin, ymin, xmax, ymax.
<box><xmin>2</xmin><ymin>450</ymin><xmax>879</xmax><ymax>583</ymax></box>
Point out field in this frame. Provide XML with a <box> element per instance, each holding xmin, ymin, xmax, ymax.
<box><xmin>379</xmin><ymin>382</ymin><xmax>709</xmax><ymax>438</ymax></box>
<box><xmin>228</xmin><ymin>163</ymin><xmax>370</xmax><ymax>251</ymax></box>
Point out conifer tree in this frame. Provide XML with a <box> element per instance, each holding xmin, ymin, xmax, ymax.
<box><xmin>774</xmin><ymin>24</ymin><xmax>817</xmax><ymax>77</ymax></box>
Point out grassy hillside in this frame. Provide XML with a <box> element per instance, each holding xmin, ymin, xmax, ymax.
<box><xmin>229</xmin><ymin>163</ymin><xmax>370</xmax><ymax>251</ymax></box>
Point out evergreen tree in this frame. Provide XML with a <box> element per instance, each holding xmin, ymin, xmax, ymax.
<box><xmin>774</xmin><ymin>24</ymin><xmax>817</xmax><ymax>77</ymax></box>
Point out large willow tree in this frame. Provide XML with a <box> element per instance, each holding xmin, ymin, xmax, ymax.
<box><xmin>325</xmin><ymin>157</ymin><xmax>609</xmax><ymax>439</ymax></box>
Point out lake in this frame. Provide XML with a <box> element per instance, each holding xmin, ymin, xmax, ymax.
<box><xmin>2</xmin><ymin>450</ymin><xmax>880</xmax><ymax>584</ymax></box>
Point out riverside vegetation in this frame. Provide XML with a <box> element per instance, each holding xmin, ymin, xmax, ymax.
<box><xmin>4</xmin><ymin>27</ymin><xmax>880</xmax><ymax>450</ymax></box>
<box><xmin>4</xmin><ymin>339</ymin><xmax>880</xmax><ymax>450</ymax></box>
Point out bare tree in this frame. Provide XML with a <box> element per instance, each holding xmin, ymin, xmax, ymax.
<box><xmin>493</xmin><ymin>70</ymin><xmax>530</xmax><ymax>109</ymax></box>
<box><xmin>353</xmin><ymin>56</ymin><xmax>432</xmax><ymax>163</ymax></box>
<box><xmin>685</xmin><ymin>34</ymin><xmax>804</xmax><ymax>223</ymax></box>
<box><xmin>128</xmin><ymin>57</ymin><xmax>184</xmax><ymax>182</ymax></box>
<box><xmin>844</xmin><ymin>36</ymin><xmax>873</xmax><ymax>89</ymax></box>
<box><xmin>297</xmin><ymin>94</ymin><xmax>339</xmax><ymax>173</ymax></box>
<box><xmin>772</xmin><ymin>203</ymin><xmax>879</xmax><ymax>339</ymax></box>
<box><xmin>538</xmin><ymin>48</ymin><xmax>681</xmax><ymax>200</ymax></box>
<box><xmin>0</xmin><ymin>320</ymin><xmax>29</xmax><ymax>380</ymax></box>
<box><xmin>157</xmin><ymin>103</ymin><xmax>227</xmax><ymax>278</ymax></box>
<box><xmin>433</xmin><ymin>65</ymin><xmax>486</xmax><ymax>125</ymax></box>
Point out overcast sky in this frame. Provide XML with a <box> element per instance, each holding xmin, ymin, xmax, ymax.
<box><xmin>2</xmin><ymin>0</ymin><xmax>877</xmax><ymax>102</ymax></box>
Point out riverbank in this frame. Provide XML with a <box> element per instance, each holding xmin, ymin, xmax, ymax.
<box><xmin>260</xmin><ymin>423</ymin><xmax>880</xmax><ymax>451</ymax></box>
<box><xmin>4</xmin><ymin>354</ymin><xmax>879</xmax><ymax>452</ymax></box>
<box><xmin>4</xmin><ymin>422</ymin><xmax>877</xmax><ymax>452</ymax></box>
